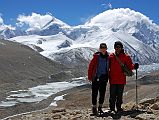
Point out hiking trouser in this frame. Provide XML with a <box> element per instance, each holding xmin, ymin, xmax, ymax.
<box><xmin>92</xmin><ymin>75</ymin><xmax>108</xmax><ymax>106</ymax></box>
<box><xmin>109</xmin><ymin>84</ymin><xmax>125</xmax><ymax>111</ymax></box>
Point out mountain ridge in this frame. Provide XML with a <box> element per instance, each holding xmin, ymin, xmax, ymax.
<box><xmin>1</xmin><ymin>8</ymin><xmax>159</xmax><ymax>66</ymax></box>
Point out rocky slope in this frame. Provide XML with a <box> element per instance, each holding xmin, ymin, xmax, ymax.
<box><xmin>1</xmin><ymin>72</ymin><xmax>159</xmax><ymax>120</ymax></box>
<box><xmin>0</xmin><ymin>39</ymin><xmax>79</xmax><ymax>102</ymax></box>
<box><xmin>3</xmin><ymin>89</ymin><xmax>159</xmax><ymax>120</ymax></box>
<box><xmin>5</xmin><ymin>99</ymin><xmax>159</xmax><ymax>120</ymax></box>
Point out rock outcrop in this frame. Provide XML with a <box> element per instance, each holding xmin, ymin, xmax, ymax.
<box><xmin>4</xmin><ymin>96</ymin><xmax>159</xmax><ymax>120</ymax></box>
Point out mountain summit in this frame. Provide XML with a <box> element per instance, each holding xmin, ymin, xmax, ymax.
<box><xmin>6</xmin><ymin>8</ymin><xmax>159</xmax><ymax>65</ymax></box>
<box><xmin>85</xmin><ymin>8</ymin><xmax>159</xmax><ymax>46</ymax></box>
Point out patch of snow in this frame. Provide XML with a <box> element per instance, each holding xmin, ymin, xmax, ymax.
<box><xmin>0</xmin><ymin>101</ymin><xmax>18</xmax><ymax>107</ymax></box>
<box><xmin>0</xmin><ymin>79</ymin><xmax>86</xmax><ymax>108</ymax></box>
<box><xmin>50</xmin><ymin>102</ymin><xmax>57</xmax><ymax>106</ymax></box>
<box><xmin>50</xmin><ymin>94</ymin><xmax>66</xmax><ymax>106</ymax></box>
<box><xmin>0</xmin><ymin>42</ymin><xmax>6</xmax><ymax>45</ymax></box>
<box><xmin>138</xmin><ymin>63</ymin><xmax>159</xmax><ymax>74</ymax></box>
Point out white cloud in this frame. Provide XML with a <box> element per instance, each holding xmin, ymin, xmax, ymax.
<box><xmin>80</xmin><ymin>15</ymin><xmax>95</xmax><ymax>24</ymax></box>
<box><xmin>0</xmin><ymin>16</ymin><xmax>15</xmax><ymax>30</ymax></box>
<box><xmin>16</xmin><ymin>12</ymin><xmax>53</xmax><ymax>31</ymax></box>
<box><xmin>101</xmin><ymin>3</ymin><xmax>107</xmax><ymax>6</ymax></box>
<box><xmin>101</xmin><ymin>3</ymin><xmax>113</xmax><ymax>9</ymax></box>
<box><xmin>85</xmin><ymin>8</ymin><xmax>155</xmax><ymax>28</ymax></box>
<box><xmin>0</xmin><ymin>16</ymin><xmax>4</xmax><ymax>24</ymax></box>
<box><xmin>108</xmin><ymin>3</ymin><xmax>112</xmax><ymax>9</ymax></box>
<box><xmin>0</xmin><ymin>24</ymin><xmax>16</xmax><ymax>31</ymax></box>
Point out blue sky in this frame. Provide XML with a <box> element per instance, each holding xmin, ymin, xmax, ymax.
<box><xmin>0</xmin><ymin>0</ymin><xmax>159</xmax><ymax>27</ymax></box>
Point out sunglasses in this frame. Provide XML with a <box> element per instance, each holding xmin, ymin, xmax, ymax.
<box><xmin>100</xmin><ymin>47</ymin><xmax>107</xmax><ymax>49</ymax></box>
<box><xmin>115</xmin><ymin>46</ymin><xmax>122</xmax><ymax>48</ymax></box>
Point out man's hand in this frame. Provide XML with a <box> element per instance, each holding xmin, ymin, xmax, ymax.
<box><xmin>134</xmin><ymin>63</ymin><xmax>139</xmax><ymax>69</ymax></box>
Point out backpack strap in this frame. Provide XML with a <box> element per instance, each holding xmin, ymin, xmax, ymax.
<box><xmin>114</xmin><ymin>53</ymin><xmax>124</xmax><ymax>66</ymax></box>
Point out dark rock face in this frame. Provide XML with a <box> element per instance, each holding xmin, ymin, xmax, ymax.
<box><xmin>57</xmin><ymin>40</ymin><xmax>72</xmax><ymax>49</ymax></box>
<box><xmin>0</xmin><ymin>39</ymin><xmax>68</xmax><ymax>101</ymax></box>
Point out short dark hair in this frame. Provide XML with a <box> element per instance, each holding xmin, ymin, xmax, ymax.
<box><xmin>100</xmin><ymin>43</ymin><xmax>107</xmax><ymax>49</ymax></box>
<box><xmin>114</xmin><ymin>41</ymin><xmax>123</xmax><ymax>48</ymax></box>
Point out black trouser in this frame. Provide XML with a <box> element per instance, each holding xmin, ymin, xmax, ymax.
<box><xmin>92</xmin><ymin>75</ymin><xmax>108</xmax><ymax>106</ymax></box>
<box><xmin>109</xmin><ymin>84</ymin><xmax>125</xmax><ymax>111</ymax></box>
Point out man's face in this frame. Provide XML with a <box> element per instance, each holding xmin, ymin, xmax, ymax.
<box><xmin>100</xmin><ymin>48</ymin><xmax>107</xmax><ymax>55</ymax></box>
<box><xmin>115</xmin><ymin>45</ymin><xmax>122</xmax><ymax>55</ymax></box>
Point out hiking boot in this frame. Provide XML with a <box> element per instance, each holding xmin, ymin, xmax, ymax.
<box><xmin>98</xmin><ymin>106</ymin><xmax>104</xmax><ymax>115</ymax></box>
<box><xmin>117</xmin><ymin>108</ymin><xmax>124</xmax><ymax>114</ymax></box>
<box><xmin>92</xmin><ymin>107</ymin><xmax>98</xmax><ymax>115</ymax></box>
<box><xmin>108</xmin><ymin>108</ymin><xmax>116</xmax><ymax>114</ymax></box>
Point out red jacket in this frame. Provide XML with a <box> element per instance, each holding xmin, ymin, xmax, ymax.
<box><xmin>109</xmin><ymin>52</ymin><xmax>134</xmax><ymax>84</ymax></box>
<box><xmin>88</xmin><ymin>52</ymin><xmax>109</xmax><ymax>81</ymax></box>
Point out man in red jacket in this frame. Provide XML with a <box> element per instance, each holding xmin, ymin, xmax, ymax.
<box><xmin>88</xmin><ymin>43</ymin><xmax>109</xmax><ymax>115</ymax></box>
<box><xmin>109</xmin><ymin>41</ymin><xmax>139</xmax><ymax>113</ymax></box>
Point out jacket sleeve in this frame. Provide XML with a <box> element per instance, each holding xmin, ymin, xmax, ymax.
<box><xmin>125</xmin><ymin>55</ymin><xmax>134</xmax><ymax>70</ymax></box>
<box><xmin>88</xmin><ymin>57</ymin><xmax>95</xmax><ymax>81</ymax></box>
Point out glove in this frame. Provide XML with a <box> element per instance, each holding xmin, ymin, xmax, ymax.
<box><xmin>134</xmin><ymin>63</ymin><xmax>139</xmax><ymax>69</ymax></box>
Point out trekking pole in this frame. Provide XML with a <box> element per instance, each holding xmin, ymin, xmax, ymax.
<box><xmin>135</xmin><ymin>68</ymin><xmax>138</xmax><ymax>110</ymax></box>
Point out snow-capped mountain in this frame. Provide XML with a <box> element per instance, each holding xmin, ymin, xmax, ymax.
<box><xmin>8</xmin><ymin>8</ymin><xmax>159</xmax><ymax>66</ymax></box>
<box><xmin>48</xmin><ymin>47</ymin><xmax>97</xmax><ymax>67</ymax></box>
<box><xmin>0</xmin><ymin>16</ymin><xmax>70</xmax><ymax>39</ymax></box>
<box><xmin>27</xmin><ymin>17</ymin><xmax>70</xmax><ymax>36</ymax></box>
<box><xmin>85</xmin><ymin>8</ymin><xmax>159</xmax><ymax>49</ymax></box>
<box><xmin>0</xmin><ymin>27</ymin><xmax>26</xmax><ymax>39</ymax></box>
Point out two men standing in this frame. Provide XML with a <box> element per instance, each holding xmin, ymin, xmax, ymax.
<box><xmin>88</xmin><ymin>41</ymin><xmax>139</xmax><ymax>115</ymax></box>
